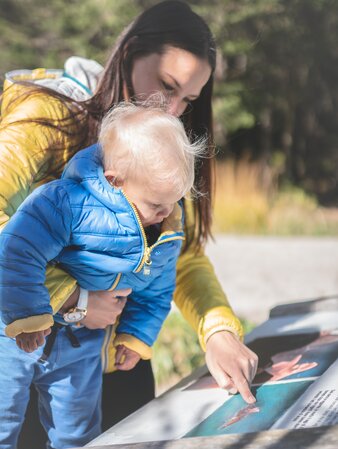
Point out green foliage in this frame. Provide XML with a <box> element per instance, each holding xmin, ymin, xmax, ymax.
<box><xmin>0</xmin><ymin>0</ymin><xmax>142</xmax><ymax>75</ymax></box>
<box><xmin>213</xmin><ymin>82</ymin><xmax>255</xmax><ymax>144</ymax></box>
<box><xmin>195</xmin><ymin>0</ymin><xmax>338</xmax><ymax>203</ymax></box>
<box><xmin>152</xmin><ymin>311</ymin><xmax>204</xmax><ymax>392</ymax></box>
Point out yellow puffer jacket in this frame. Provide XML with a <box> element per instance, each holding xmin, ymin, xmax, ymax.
<box><xmin>0</xmin><ymin>67</ymin><xmax>243</xmax><ymax>372</ymax></box>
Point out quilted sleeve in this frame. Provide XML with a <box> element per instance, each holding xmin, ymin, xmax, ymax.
<box><xmin>0</xmin><ymin>85</ymin><xmax>80</xmax><ymax>311</ymax></box>
<box><xmin>0</xmin><ymin>183</ymin><xmax>72</xmax><ymax>337</ymax></box>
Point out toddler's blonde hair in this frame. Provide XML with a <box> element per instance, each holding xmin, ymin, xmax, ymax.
<box><xmin>98</xmin><ymin>102</ymin><xmax>206</xmax><ymax>198</ymax></box>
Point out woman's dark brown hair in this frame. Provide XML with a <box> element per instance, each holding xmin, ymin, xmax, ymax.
<box><xmin>89</xmin><ymin>0</ymin><xmax>217</xmax><ymax>248</ymax></box>
<box><xmin>3</xmin><ymin>0</ymin><xmax>217</xmax><ymax>248</ymax></box>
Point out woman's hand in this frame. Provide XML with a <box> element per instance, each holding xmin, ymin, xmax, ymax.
<box><xmin>205</xmin><ymin>330</ymin><xmax>258</xmax><ymax>404</ymax></box>
<box><xmin>81</xmin><ymin>288</ymin><xmax>132</xmax><ymax>329</ymax></box>
<box><xmin>16</xmin><ymin>328</ymin><xmax>51</xmax><ymax>353</ymax></box>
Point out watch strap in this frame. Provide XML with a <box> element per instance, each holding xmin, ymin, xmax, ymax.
<box><xmin>77</xmin><ymin>288</ymin><xmax>89</xmax><ymax>310</ymax></box>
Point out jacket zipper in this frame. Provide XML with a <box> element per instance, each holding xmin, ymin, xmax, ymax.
<box><xmin>101</xmin><ymin>322</ymin><xmax>115</xmax><ymax>373</ymax></box>
<box><xmin>109</xmin><ymin>273</ymin><xmax>122</xmax><ymax>291</ymax></box>
<box><xmin>121</xmin><ymin>189</ymin><xmax>149</xmax><ymax>273</ymax></box>
<box><xmin>102</xmin><ymin>231</ymin><xmax>184</xmax><ymax>372</ymax></box>
<box><xmin>102</xmin><ymin>193</ymin><xmax>184</xmax><ymax>371</ymax></box>
<box><xmin>121</xmin><ymin>189</ymin><xmax>184</xmax><ymax>276</ymax></box>
<box><xmin>143</xmin><ymin>235</ymin><xmax>185</xmax><ymax>275</ymax></box>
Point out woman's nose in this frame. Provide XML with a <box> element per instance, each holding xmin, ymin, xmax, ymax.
<box><xmin>167</xmin><ymin>98</ymin><xmax>185</xmax><ymax>117</ymax></box>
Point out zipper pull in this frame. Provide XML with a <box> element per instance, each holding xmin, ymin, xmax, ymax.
<box><xmin>143</xmin><ymin>264</ymin><xmax>151</xmax><ymax>275</ymax></box>
<box><xmin>143</xmin><ymin>248</ymin><xmax>152</xmax><ymax>275</ymax></box>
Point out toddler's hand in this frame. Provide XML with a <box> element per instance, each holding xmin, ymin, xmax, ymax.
<box><xmin>115</xmin><ymin>344</ymin><xmax>141</xmax><ymax>371</ymax></box>
<box><xmin>16</xmin><ymin>328</ymin><xmax>51</xmax><ymax>353</ymax></box>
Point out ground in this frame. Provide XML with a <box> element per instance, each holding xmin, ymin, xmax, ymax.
<box><xmin>206</xmin><ymin>235</ymin><xmax>338</xmax><ymax>325</ymax></box>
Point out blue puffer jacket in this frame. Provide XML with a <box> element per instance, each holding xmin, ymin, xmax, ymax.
<box><xmin>0</xmin><ymin>144</ymin><xmax>184</xmax><ymax>356</ymax></box>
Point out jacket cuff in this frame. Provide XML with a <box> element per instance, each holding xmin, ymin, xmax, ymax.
<box><xmin>5</xmin><ymin>314</ymin><xmax>54</xmax><ymax>338</ymax></box>
<box><xmin>198</xmin><ymin>306</ymin><xmax>244</xmax><ymax>351</ymax></box>
<box><xmin>114</xmin><ymin>333</ymin><xmax>152</xmax><ymax>360</ymax></box>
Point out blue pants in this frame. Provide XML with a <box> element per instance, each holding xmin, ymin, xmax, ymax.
<box><xmin>0</xmin><ymin>320</ymin><xmax>105</xmax><ymax>449</ymax></box>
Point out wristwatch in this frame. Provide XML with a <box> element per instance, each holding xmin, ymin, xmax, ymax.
<box><xmin>63</xmin><ymin>288</ymin><xmax>88</xmax><ymax>324</ymax></box>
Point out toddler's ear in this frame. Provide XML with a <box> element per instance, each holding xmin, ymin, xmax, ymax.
<box><xmin>104</xmin><ymin>170</ymin><xmax>124</xmax><ymax>187</ymax></box>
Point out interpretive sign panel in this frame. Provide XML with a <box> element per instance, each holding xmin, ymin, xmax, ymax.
<box><xmin>87</xmin><ymin>296</ymin><xmax>338</xmax><ymax>447</ymax></box>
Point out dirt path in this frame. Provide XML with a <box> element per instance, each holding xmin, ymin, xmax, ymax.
<box><xmin>206</xmin><ymin>235</ymin><xmax>338</xmax><ymax>325</ymax></box>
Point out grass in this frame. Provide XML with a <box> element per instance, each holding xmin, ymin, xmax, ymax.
<box><xmin>213</xmin><ymin>160</ymin><xmax>270</xmax><ymax>234</ymax></box>
<box><xmin>213</xmin><ymin>160</ymin><xmax>338</xmax><ymax>235</ymax></box>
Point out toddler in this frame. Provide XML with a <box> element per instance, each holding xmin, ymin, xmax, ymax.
<box><xmin>0</xmin><ymin>103</ymin><xmax>205</xmax><ymax>448</ymax></box>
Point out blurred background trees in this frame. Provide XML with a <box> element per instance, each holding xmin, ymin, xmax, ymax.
<box><xmin>1</xmin><ymin>0</ymin><xmax>337</xmax><ymax>207</ymax></box>
<box><xmin>1</xmin><ymin>0</ymin><xmax>337</xmax><ymax>391</ymax></box>
<box><xmin>206</xmin><ymin>0</ymin><xmax>338</xmax><ymax>206</ymax></box>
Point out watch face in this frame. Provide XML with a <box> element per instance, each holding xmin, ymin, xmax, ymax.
<box><xmin>63</xmin><ymin>310</ymin><xmax>86</xmax><ymax>323</ymax></box>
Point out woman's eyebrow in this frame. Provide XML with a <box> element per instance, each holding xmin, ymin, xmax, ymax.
<box><xmin>165</xmin><ymin>73</ymin><xmax>181</xmax><ymax>88</ymax></box>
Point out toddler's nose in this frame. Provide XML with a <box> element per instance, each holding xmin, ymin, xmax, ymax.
<box><xmin>157</xmin><ymin>205</ymin><xmax>173</xmax><ymax>220</ymax></box>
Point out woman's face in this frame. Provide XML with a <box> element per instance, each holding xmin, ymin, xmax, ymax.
<box><xmin>131</xmin><ymin>46</ymin><xmax>212</xmax><ymax>117</ymax></box>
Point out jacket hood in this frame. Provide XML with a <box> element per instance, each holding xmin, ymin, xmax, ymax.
<box><xmin>4</xmin><ymin>57</ymin><xmax>103</xmax><ymax>102</ymax></box>
<box><xmin>63</xmin><ymin>144</ymin><xmax>185</xmax><ymax>234</ymax></box>
<box><xmin>62</xmin><ymin>144</ymin><xmax>131</xmax><ymax>213</ymax></box>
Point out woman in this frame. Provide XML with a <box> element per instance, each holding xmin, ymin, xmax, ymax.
<box><xmin>0</xmin><ymin>1</ymin><xmax>258</xmax><ymax>447</ymax></box>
